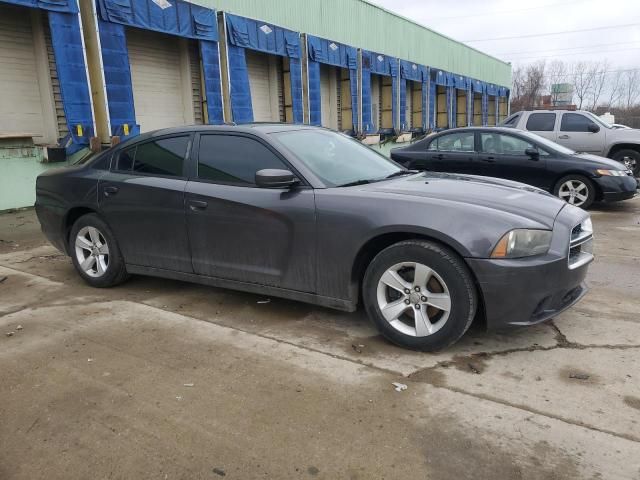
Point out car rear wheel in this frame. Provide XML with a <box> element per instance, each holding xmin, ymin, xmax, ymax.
<box><xmin>611</xmin><ymin>149</ymin><xmax>640</xmax><ymax>177</ymax></box>
<box><xmin>362</xmin><ymin>240</ymin><xmax>477</xmax><ymax>351</ymax></box>
<box><xmin>69</xmin><ymin>214</ymin><xmax>129</xmax><ymax>288</ymax></box>
<box><xmin>553</xmin><ymin>175</ymin><xmax>595</xmax><ymax>209</ymax></box>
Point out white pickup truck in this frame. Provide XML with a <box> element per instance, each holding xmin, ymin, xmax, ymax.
<box><xmin>501</xmin><ymin>110</ymin><xmax>640</xmax><ymax>176</ymax></box>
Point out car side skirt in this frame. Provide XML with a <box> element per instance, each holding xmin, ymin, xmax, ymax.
<box><xmin>125</xmin><ymin>265</ymin><xmax>357</xmax><ymax>312</ymax></box>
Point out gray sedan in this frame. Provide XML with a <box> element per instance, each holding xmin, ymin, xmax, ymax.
<box><xmin>35</xmin><ymin>124</ymin><xmax>593</xmax><ymax>351</ymax></box>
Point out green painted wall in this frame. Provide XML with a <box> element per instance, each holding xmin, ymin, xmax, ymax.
<box><xmin>0</xmin><ymin>146</ymin><xmax>79</xmax><ymax>212</ymax></box>
<box><xmin>192</xmin><ymin>0</ymin><xmax>511</xmax><ymax>86</ymax></box>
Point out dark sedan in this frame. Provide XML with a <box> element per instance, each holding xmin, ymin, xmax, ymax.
<box><xmin>391</xmin><ymin>127</ymin><xmax>638</xmax><ymax>209</ymax></box>
<box><xmin>36</xmin><ymin>125</ymin><xmax>593</xmax><ymax>351</ymax></box>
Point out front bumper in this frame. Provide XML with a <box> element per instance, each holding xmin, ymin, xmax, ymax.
<box><xmin>467</xmin><ymin>205</ymin><xmax>592</xmax><ymax>329</ymax></box>
<box><xmin>596</xmin><ymin>175</ymin><xmax>638</xmax><ymax>202</ymax></box>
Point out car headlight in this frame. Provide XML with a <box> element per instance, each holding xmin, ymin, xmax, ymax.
<box><xmin>491</xmin><ymin>229</ymin><xmax>553</xmax><ymax>258</ymax></box>
<box><xmin>596</xmin><ymin>169</ymin><xmax>627</xmax><ymax>176</ymax></box>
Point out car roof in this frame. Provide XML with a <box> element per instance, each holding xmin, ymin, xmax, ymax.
<box><xmin>130</xmin><ymin>123</ymin><xmax>317</xmax><ymax>140</ymax></box>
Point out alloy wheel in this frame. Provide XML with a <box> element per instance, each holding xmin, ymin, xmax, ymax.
<box><xmin>74</xmin><ymin>226</ymin><xmax>109</xmax><ymax>278</ymax></box>
<box><xmin>376</xmin><ymin>262</ymin><xmax>451</xmax><ymax>337</ymax></box>
<box><xmin>558</xmin><ymin>180</ymin><xmax>589</xmax><ymax>207</ymax></box>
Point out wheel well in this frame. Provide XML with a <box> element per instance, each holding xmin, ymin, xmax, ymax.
<box><xmin>64</xmin><ymin>207</ymin><xmax>97</xmax><ymax>251</ymax></box>
<box><xmin>349</xmin><ymin>232</ymin><xmax>486</xmax><ymax>325</ymax></box>
<box><xmin>607</xmin><ymin>144</ymin><xmax>640</xmax><ymax>158</ymax></box>
<box><xmin>553</xmin><ymin>171</ymin><xmax>603</xmax><ymax>201</ymax></box>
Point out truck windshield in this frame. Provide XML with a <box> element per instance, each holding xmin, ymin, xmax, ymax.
<box><xmin>273</xmin><ymin>129</ymin><xmax>404</xmax><ymax>187</ymax></box>
<box><xmin>584</xmin><ymin>111</ymin><xmax>613</xmax><ymax>129</ymax></box>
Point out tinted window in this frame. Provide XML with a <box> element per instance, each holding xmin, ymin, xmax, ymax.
<box><xmin>198</xmin><ymin>135</ymin><xmax>288</xmax><ymax>185</ymax></box>
<box><xmin>480</xmin><ymin>133</ymin><xmax>540</xmax><ymax>156</ymax></box>
<box><xmin>430</xmin><ymin>132</ymin><xmax>475</xmax><ymax>152</ymax></box>
<box><xmin>91</xmin><ymin>152</ymin><xmax>112</xmax><ymax>170</ymax></box>
<box><xmin>560</xmin><ymin>113</ymin><xmax>597</xmax><ymax>132</ymax></box>
<box><xmin>526</xmin><ymin>113</ymin><xmax>556</xmax><ymax>131</ymax></box>
<box><xmin>132</xmin><ymin>137</ymin><xmax>188</xmax><ymax>176</ymax></box>
<box><xmin>116</xmin><ymin>147</ymin><xmax>135</xmax><ymax>171</ymax></box>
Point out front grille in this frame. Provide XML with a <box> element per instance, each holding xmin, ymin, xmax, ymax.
<box><xmin>568</xmin><ymin>219</ymin><xmax>594</xmax><ymax>269</ymax></box>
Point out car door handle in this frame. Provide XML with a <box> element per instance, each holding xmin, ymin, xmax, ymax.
<box><xmin>103</xmin><ymin>186</ymin><xmax>119</xmax><ymax>196</ymax></box>
<box><xmin>434</xmin><ymin>154</ymin><xmax>444</xmax><ymax>160</ymax></box>
<box><xmin>558</xmin><ymin>135</ymin><xmax>570</xmax><ymax>139</ymax></box>
<box><xmin>188</xmin><ymin>200</ymin><xmax>208</xmax><ymax>210</ymax></box>
<box><xmin>480</xmin><ymin>156</ymin><xmax>496</xmax><ymax>163</ymax></box>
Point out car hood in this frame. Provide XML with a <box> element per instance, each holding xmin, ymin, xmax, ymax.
<box><xmin>608</xmin><ymin>127</ymin><xmax>640</xmax><ymax>141</ymax></box>
<box><xmin>363</xmin><ymin>172</ymin><xmax>565</xmax><ymax>228</ymax></box>
<box><xmin>572</xmin><ymin>152</ymin><xmax>629</xmax><ymax>170</ymax></box>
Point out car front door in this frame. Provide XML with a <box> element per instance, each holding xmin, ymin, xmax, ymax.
<box><xmin>423</xmin><ymin>131</ymin><xmax>477</xmax><ymax>174</ymax></box>
<box><xmin>556</xmin><ymin>113</ymin><xmax>606</xmax><ymax>154</ymax></box>
<box><xmin>98</xmin><ymin>135</ymin><xmax>193</xmax><ymax>272</ymax></box>
<box><xmin>184</xmin><ymin>133</ymin><xmax>316</xmax><ymax>293</ymax></box>
<box><xmin>477</xmin><ymin>132</ymin><xmax>550</xmax><ymax>189</ymax></box>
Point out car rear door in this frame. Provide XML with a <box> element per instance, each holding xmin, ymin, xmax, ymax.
<box><xmin>477</xmin><ymin>132</ymin><xmax>550</xmax><ymax>189</ymax></box>
<box><xmin>556</xmin><ymin>112</ymin><xmax>606</xmax><ymax>154</ymax></box>
<box><xmin>420</xmin><ymin>131</ymin><xmax>477</xmax><ymax>174</ymax></box>
<box><xmin>184</xmin><ymin>133</ymin><xmax>317</xmax><ymax>292</ymax></box>
<box><xmin>98</xmin><ymin>135</ymin><xmax>193</xmax><ymax>272</ymax></box>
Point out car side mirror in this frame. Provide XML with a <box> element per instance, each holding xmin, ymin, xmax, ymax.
<box><xmin>524</xmin><ymin>147</ymin><xmax>539</xmax><ymax>160</ymax></box>
<box><xmin>255</xmin><ymin>169</ymin><xmax>299</xmax><ymax>188</ymax></box>
<box><xmin>588</xmin><ymin>123</ymin><xmax>600</xmax><ymax>133</ymax></box>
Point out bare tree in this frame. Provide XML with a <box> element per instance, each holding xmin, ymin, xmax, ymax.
<box><xmin>621</xmin><ymin>69</ymin><xmax>640</xmax><ymax>109</ymax></box>
<box><xmin>586</xmin><ymin>60</ymin><xmax>609</xmax><ymax>111</ymax></box>
<box><xmin>605</xmin><ymin>72</ymin><xmax>624</xmax><ymax>109</ymax></box>
<box><xmin>510</xmin><ymin>61</ymin><xmax>546</xmax><ymax>111</ymax></box>
<box><xmin>571</xmin><ymin>62</ymin><xmax>597</xmax><ymax>109</ymax></box>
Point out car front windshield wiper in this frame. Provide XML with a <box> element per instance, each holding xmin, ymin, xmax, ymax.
<box><xmin>337</xmin><ymin>179</ymin><xmax>374</xmax><ymax>187</ymax></box>
<box><xmin>384</xmin><ymin>170</ymin><xmax>419</xmax><ymax>179</ymax></box>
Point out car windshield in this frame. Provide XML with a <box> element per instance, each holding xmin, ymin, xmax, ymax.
<box><xmin>272</xmin><ymin>129</ymin><xmax>404</xmax><ymax>187</ymax></box>
<box><xmin>584</xmin><ymin>111</ymin><xmax>613</xmax><ymax>129</ymax></box>
<box><xmin>514</xmin><ymin>130</ymin><xmax>576</xmax><ymax>155</ymax></box>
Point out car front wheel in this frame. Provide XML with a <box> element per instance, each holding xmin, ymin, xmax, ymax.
<box><xmin>69</xmin><ymin>213</ymin><xmax>129</xmax><ymax>288</ymax></box>
<box><xmin>611</xmin><ymin>149</ymin><xmax>640</xmax><ymax>177</ymax></box>
<box><xmin>362</xmin><ymin>240</ymin><xmax>477</xmax><ymax>351</ymax></box>
<box><xmin>553</xmin><ymin>175</ymin><xmax>595</xmax><ymax>209</ymax></box>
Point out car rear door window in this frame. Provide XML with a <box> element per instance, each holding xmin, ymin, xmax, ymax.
<box><xmin>197</xmin><ymin>135</ymin><xmax>288</xmax><ymax>186</ymax></box>
<box><xmin>115</xmin><ymin>147</ymin><xmax>135</xmax><ymax>172</ymax></box>
<box><xmin>525</xmin><ymin>113</ymin><xmax>556</xmax><ymax>131</ymax></box>
<box><xmin>501</xmin><ymin>113</ymin><xmax>520</xmax><ymax>127</ymax></box>
<box><xmin>430</xmin><ymin>132</ymin><xmax>475</xmax><ymax>152</ymax></box>
<box><xmin>560</xmin><ymin>113</ymin><xmax>596</xmax><ymax>132</ymax></box>
<box><xmin>132</xmin><ymin>137</ymin><xmax>189</xmax><ymax>176</ymax></box>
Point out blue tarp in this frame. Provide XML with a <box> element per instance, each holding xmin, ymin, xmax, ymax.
<box><xmin>225</xmin><ymin>13</ymin><xmax>303</xmax><ymax>124</ymax></box>
<box><xmin>96</xmin><ymin>0</ymin><xmax>217</xmax><ymax>41</ymax></box>
<box><xmin>49</xmin><ymin>12</ymin><xmax>94</xmax><ymax>150</ymax></box>
<box><xmin>399</xmin><ymin>60</ymin><xmax>428</xmax><ymax>132</ymax></box>
<box><xmin>97</xmin><ymin>0</ymin><xmax>223</xmax><ymax>134</ymax></box>
<box><xmin>307</xmin><ymin>35</ymin><xmax>358</xmax><ymax>131</ymax></box>
<box><xmin>429</xmin><ymin>80</ymin><xmax>436</xmax><ymax>129</ymax></box>
<box><xmin>486</xmin><ymin>83</ymin><xmax>498</xmax><ymax>96</ymax></box>
<box><xmin>361</xmin><ymin>50</ymin><xmax>398</xmax><ymax>134</ymax></box>
<box><xmin>200</xmin><ymin>40</ymin><xmax>224</xmax><ymax>125</ymax></box>
<box><xmin>1</xmin><ymin>0</ymin><xmax>77</xmax><ymax>12</ymax></box>
<box><xmin>98</xmin><ymin>20</ymin><xmax>139</xmax><ymax>138</ymax></box>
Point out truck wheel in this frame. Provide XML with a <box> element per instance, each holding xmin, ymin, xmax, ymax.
<box><xmin>611</xmin><ymin>149</ymin><xmax>640</xmax><ymax>177</ymax></box>
<box><xmin>69</xmin><ymin>214</ymin><xmax>129</xmax><ymax>288</ymax></box>
<box><xmin>362</xmin><ymin>240</ymin><xmax>477</xmax><ymax>351</ymax></box>
<box><xmin>553</xmin><ymin>175</ymin><xmax>595</xmax><ymax>209</ymax></box>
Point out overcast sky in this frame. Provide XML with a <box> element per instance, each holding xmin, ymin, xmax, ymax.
<box><xmin>368</xmin><ymin>0</ymin><xmax>640</xmax><ymax>76</ymax></box>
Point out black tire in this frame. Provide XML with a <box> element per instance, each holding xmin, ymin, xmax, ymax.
<box><xmin>553</xmin><ymin>174</ymin><xmax>596</xmax><ymax>209</ymax></box>
<box><xmin>362</xmin><ymin>240</ymin><xmax>477</xmax><ymax>351</ymax></box>
<box><xmin>610</xmin><ymin>149</ymin><xmax>640</xmax><ymax>177</ymax></box>
<box><xmin>69</xmin><ymin>213</ymin><xmax>129</xmax><ymax>288</ymax></box>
